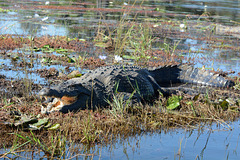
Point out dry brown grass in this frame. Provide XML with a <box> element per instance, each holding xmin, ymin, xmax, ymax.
<box><xmin>1</xmin><ymin>89</ymin><xmax>239</xmax><ymax>151</ymax></box>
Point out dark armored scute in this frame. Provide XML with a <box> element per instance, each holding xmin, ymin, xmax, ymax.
<box><xmin>39</xmin><ymin>64</ymin><xmax>235</xmax><ymax>113</ymax></box>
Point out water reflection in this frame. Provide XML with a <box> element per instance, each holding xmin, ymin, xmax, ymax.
<box><xmin>94</xmin><ymin>122</ymin><xmax>240</xmax><ymax>160</ymax></box>
<box><xmin>20</xmin><ymin>21</ymin><xmax>42</xmax><ymax>35</ymax></box>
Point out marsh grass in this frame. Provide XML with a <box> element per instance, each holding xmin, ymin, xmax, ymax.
<box><xmin>0</xmin><ymin>2</ymin><xmax>240</xmax><ymax>158</ymax></box>
<box><xmin>106</xmin><ymin>91</ymin><xmax>135</xmax><ymax>120</ymax></box>
<box><xmin>163</xmin><ymin>38</ymin><xmax>181</xmax><ymax>58</ymax></box>
<box><xmin>233</xmin><ymin>78</ymin><xmax>240</xmax><ymax>90</ymax></box>
<box><xmin>94</xmin><ymin>7</ymin><xmax>189</xmax><ymax>67</ymax></box>
<box><xmin>95</xmin><ymin>4</ymin><xmax>155</xmax><ymax>63</ymax></box>
<box><xmin>0</xmin><ymin>86</ymin><xmax>239</xmax><ymax>159</ymax></box>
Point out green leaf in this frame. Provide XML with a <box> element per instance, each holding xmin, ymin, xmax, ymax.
<box><xmin>166</xmin><ymin>95</ymin><xmax>182</xmax><ymax>110</ymax></box>
<box><xmin>56</xmin><ymin>48</ymin><xmax>68</xmax><ymax>53</ymax></box>
<box><xmin>14</xmin><ymin>115</ymin><xmax>38</xmax><ymax>126</ymax></box>
<box><xmin>31</xmin><ymin>118</ymin><xmax>49</xmax><ymax>127</ymax></box>
<box><xmin>43</xmin><ymin>49</ymin><xmax>54</xmax><ymax>53</ymax></box>
<box><xmin>219</xmin><ymin>100</ymin><xmax>229</xmax><ymax>110</ymax></box>
<box><xmin>48</xmin><ymin>123</ymin><xmax>60</xmax><ymax>130</ymax></box>
<box><xmin>28</xmin><ymin>124</ymin><xmax>41</xmax><ymax>130</ymax></box>
<box><xmin>145</xmin><ymin>56</ymin><xmax>151</xmax><ymax>59</ymax></box>
<box><xmin>44</xmin><ymin>122</ymin><xmax>52</xmax><ymax>128</ymax></box>
<box><xmin>79</xmin><ymin>39</ymin><xmax>86</xmax><ymax>41</ymax></box>
<box><xmin>122</xmin><ymin>55</ymin><xmax>138</xmax><ymax>60</ymax></box>
<box><xmin>68</xmin><ymin>58</ymin><xmax>75</xmax><ymax>63</ymax></box>
<box><xmin>43</xmin><ymin>45</ymin><xmax>50</xmax><ymax>48</ymax></box>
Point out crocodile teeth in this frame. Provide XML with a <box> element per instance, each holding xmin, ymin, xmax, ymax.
<box><xmin>41</xmin><ymin>96</ymin><xmax>78</xmax><ymax>113</ymax></box>
<box><xmin>41</xmin><ymin>97</ymin><xmax>62</xmax><ymax>113</ymax></box>
<box><xmin>39</xmin><ymin>96</ymin><xmax>46</xmax><ymax>101</ymax></box>
<box><xmin>51</xmin><ymin>99</ymin><xmax>64</xmax><ymax>112</ymax></box>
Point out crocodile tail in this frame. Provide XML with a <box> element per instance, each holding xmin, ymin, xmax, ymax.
<box><xmin>149</xmin><ymin>64</ymin><xmax>235</xmax><ymax>87</ymax></box>
<box><xmin>149</xmin><ymin>64</ymin><xmax>183</xmax><ymax>86</ymax></box>
<box><xmin>178</xmin><ymin>64</ymin><xmax>235</xmax><ymax>87</ymax></box>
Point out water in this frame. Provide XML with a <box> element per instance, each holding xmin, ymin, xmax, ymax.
<box><xmin>0</xmin><ymin>0</ymin><xmax>239</xmax><ymax>159</ymax></box>
<box><xmin>98</xmin><ymin>123</ymin><xmax>240</xmax><ymax>160</ymax></box>
<box><xmin>0</xmin><ymin>0</ymin><xmax>239</xmax><ymax>75</ymax></box>
<box><xmin>1</xmin><ymin>122</ymin><xmax>240</xmax><ymax>159</ymax></box>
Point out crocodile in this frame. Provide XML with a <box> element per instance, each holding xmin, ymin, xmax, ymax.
<box><xmin>39</xmin><ymin>64</ymin><xmax>235</xmax><ymax>113</ymax></box>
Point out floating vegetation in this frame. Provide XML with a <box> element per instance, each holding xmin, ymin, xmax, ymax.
<box><xmin>0</xmin><ymin>8</ymin><xmax>15</xmax><ymax>13</ymax></box>
<box><xmin>33</xmin><ymin>44</ymin><xmax>70</xmax><ymax>53</ymax></box>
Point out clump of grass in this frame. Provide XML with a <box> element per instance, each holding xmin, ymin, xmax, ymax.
<box><xmin>127</xmin><ymin>23</ymin><xmax>154</xmax><ymax>57</ymax></box>
<box><xmin>95</xmin><ymin>9</ymin><xmax>157</xmax><ymax>63</ymax></box>
<box><xmin>106</xmin><ymin>91</ymin><xmax>135</xmax><ymax>120</ymax></box>
<box><xmin>81</xmin><ymin>112</ymin><xmax>100</xmax><ymax>144</ymax></box>
<box><xmin>1</xmin><ymin>130</ymin><xmax>76</xmax><ymax>159</ymax></box>
<box><xmin>233</xmin><ymin>77</ymin><xmax>240</xmax><ymax>90</ymax></box>
<box><xmin>163</xmin><ymin>38</ymin><xmax>181</xmax><ymax>58</ymax></box>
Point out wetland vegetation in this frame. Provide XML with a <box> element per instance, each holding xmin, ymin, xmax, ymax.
<box><xmin>0</xmin><ymin>0</ymin><xmax>240</xmax><ymax>159</ymax></box>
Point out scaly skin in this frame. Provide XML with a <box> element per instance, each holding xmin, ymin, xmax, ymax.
<box><xmin>39</xmin><ymin>64</ymin><xmax>235</xmax><ymax>113</ymax></box>
<box><xmin>149</xmin><ymin>64</ymin><xmax>235</xmax><ymax>87</ymax></box>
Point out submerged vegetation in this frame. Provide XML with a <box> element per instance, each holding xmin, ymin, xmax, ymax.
<box><xmin>0</xmin><ymin>0</ymin><xmax>240</xmax><ymax>159</ymax></box>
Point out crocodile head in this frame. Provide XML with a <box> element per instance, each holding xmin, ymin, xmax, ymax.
<box><xmin>39</xmin><ymin>84</ymin><xmax>91</xmax><ymax>114</ymax></box>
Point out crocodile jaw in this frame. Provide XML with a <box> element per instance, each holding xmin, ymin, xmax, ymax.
<box><xmin>41</xmin><ymin>96</ymin><xmax>78</xmax><ymax>114</ymax></box>
<box><xmin>41</xmin><ymin>97</ymin><xmax>63</xmax><ymax>114</ymax></box>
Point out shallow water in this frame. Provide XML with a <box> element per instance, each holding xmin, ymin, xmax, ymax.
<box><xmin>1</xmin><ymin>121</ymin><xmax>239</xmax><ymax>159</ymax></box>
<box><xmin>98</xmin><ymin>122</ymin><xmax>240</xmax><ymax>160</ymax></box>
<box><xmin>0</xmin><ymin>0</ymin><xmax>239</xmax><ymax>76</ymax></box>
<box><xmin>0</xmin><ymin>0</ymin><xmax>240</xmax><ymax>159</ymax></box>
<box><xmin>0</xmin><ymin>0</ymin><xmax>239</xmax><ymax>75</ymax></box>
